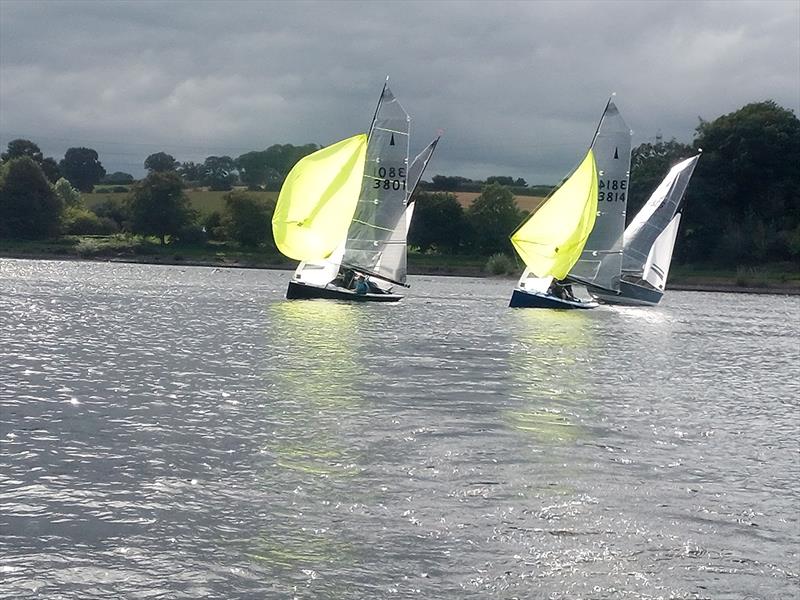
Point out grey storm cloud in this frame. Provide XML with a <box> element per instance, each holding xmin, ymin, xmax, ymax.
<box><xmin>1</xmin><ymin>0</ymin><xmax>798</xmax><ymax>182</ymax></box>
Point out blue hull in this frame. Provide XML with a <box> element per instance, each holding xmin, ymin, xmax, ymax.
<box><xmin>287</xmin><ymin>280</ymin><xmax>403</xmax><ymax>302</ymax></box>
<box><xmin>592</xmin><ymin>280</ymin><xmax>664</xmax><ymax>306</ymax></box>
<box><xmin>509</xmin><ymin>288</ymin><xmax>598</xmax><ymax>309</ymax></box>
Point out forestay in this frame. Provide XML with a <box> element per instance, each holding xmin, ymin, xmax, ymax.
<box><xmin>342</xmin><ymin>84</ymin><xmax>411</xmax><ymax>283</ymax></box>
<box><xmin>622</xmin><ymin>154</ymin><xmax>700</xmax><ymax>275</ymax></box>
<box><xmin>569</xmin><ymin>100</ymin><xmax>631</xmax><ymax>291</ymax></box>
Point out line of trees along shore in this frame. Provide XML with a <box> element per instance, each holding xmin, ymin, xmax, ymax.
<box><xmin>1</xmin><ymin>100</ymin><xmax>798</xmax><ymax>268</ymax></box>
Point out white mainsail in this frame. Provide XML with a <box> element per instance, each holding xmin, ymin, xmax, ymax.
<box><xmin>622</xmin><ymin>154</ymin><xmax>700</xmax><ymax>277</ymax></box>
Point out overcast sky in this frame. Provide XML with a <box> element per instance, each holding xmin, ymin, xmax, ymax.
<box><xmin>1</xmin><ymin>0</ymin><xmax>798</xmax><ymax>183</ymax></box>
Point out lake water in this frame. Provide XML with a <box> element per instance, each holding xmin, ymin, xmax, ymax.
<box><xmin>1</xmin><ymin>258</ymin><xmax>798</xmax><ymax>599</ymax></box>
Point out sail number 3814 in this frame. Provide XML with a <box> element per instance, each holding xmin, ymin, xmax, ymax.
<box><xmin>373</xmin><ymin>166</ymin><xmax>406</xmax><ymax>191</ymax></box>
<box><xmin>598</xmin><ymin>179</ymin><xmax>626</xmax><ymax>202</ymax></box>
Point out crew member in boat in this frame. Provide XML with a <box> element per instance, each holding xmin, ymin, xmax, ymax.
<box><xmin>549</xmin><ymin>280</ymin><xmax>577</xmax><ymax>302</ymax></box>
<box><xmin>355</xmin><ymin>275</ymin><xmax>369</xmax><ymax>295</ymax></box>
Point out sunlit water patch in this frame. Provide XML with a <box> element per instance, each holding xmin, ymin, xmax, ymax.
<box><xmin>1</xmin><ymin>258</ymin><xmax>798</xmax><ymax>598</ymax></box>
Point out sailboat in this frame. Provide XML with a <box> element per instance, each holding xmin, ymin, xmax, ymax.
<box><xmin>272</xmin><ymin>81</ymin><xmax>440</xmax><ymax>302</ymax></box>
<box><xmin>509</xmin><ymin>149</ymin><xmax>599</xmax><ymax>309</ymax></box>
<box><xmin>591</xmin><ymin>153</ymin><xmax>701</xmax><ymax>306</ymax></box>
<box><xmin>509</xmin><ymin>98</ymin><xmax>629</xmax><ymax>310</ymax></box>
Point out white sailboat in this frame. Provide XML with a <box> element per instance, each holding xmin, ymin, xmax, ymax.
<box><xmin>272</xmin><ymin>80</ymin><xmax>440</xmax><ymax>302</ymax></box>
<box><xmin>592</xmin><ymin>153</ymin><xmax>701</xmax><ymax>306</ymax></box>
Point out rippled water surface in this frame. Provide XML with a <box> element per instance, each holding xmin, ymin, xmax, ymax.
<box><xmin>1</xmin><ymin>258</ymin><xmax>798</xmax><ymax>599</ymax></box>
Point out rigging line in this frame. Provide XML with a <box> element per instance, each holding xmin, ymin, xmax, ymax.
<box><xmin>349</xmin><ymin>219</ymin><xmax>394</xmax><ymax>232</ymax></box>
<box><xmin>366</xmin><ymin>80</ymin><xmax>388</xmax><ymax>142</ymax></box>
<box><xmin>589</xmin><ymin>94</ymin><xmax>615</xmax><ymax>149</ymax></box>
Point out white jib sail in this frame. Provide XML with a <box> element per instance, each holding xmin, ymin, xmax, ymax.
<box><xmin>293</xmin><ymin>241</ymin><xmax>346</xmax><ymax>286</ymax></box>
<box><xmin>642</xmin><ymin>212</ymin><xmax>681</xmax><ymax>291</ymax></box>
<box><xmin>516</xmin><ymin>268</ymin><xmax>553</xmax><ymax>294</ymax></box>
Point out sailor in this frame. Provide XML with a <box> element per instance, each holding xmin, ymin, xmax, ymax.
<box><xmin>355</xmin><ymin>275</ymin><xmax>369</xmax><ymax>295</ymax></box>
<box><xmin>549</xmin><ymin>280</ymin><xmax>575</xmax><ymax>301</ymax></box>
<box><xmin>342</xmin><ymin>269</ymin><xmax>355</xmax><ymax>289</ymax></box>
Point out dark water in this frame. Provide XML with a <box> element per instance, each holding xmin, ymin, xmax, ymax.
<box><xmin>1</xmin><ymin>258</ymin><xmax>798</xmax><ymax>599</ymax></box>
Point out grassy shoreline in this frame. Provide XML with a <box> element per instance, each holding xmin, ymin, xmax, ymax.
<box><xmin>1</xmin><ymin>237</ymin><xmax>798</xmax><ymax>295</ymax></box>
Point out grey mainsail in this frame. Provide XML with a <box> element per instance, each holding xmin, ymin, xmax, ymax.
<box><xmin>342</xmin><ymin>83</ymin><xmax>411</xmax><ymax>284</ymax></box>
<box><xmin>622</xmin><ymin>154</ymin><xmax>700</xmax><ymax>275</ymax></box>
<box><xmin>568</xmin><ymin>100</ymin><xmax>631</xmax><ymax>292</ymax></box>
<box><xmin>373</xmin><ymin>135</ymin><xmax>441</xmax><ymax>284</ymax></box>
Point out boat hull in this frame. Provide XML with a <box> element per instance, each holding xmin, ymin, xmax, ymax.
<box><xmin>286</xmin><ymin>280</ymin><xmax>403</xmax><ymax>302</ymax></box>
<box><xmin>592</xmin><ymin>280</ymin><xmax>664</xmax><ymax>306</ymax></box>
<box><xmin>509</xmin><ymin>288</ymin><xmax>598</xmax><ymax>309</ymax></box>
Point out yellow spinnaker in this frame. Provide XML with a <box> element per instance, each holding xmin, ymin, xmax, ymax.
<box><xmin>510</xmin><ymin>150</ymin><xmax>598</xmax><ymax>280</ymax></box>
<box><xmin>272</xmin><ymin>134</ymin><xmax>367</xmax><ymax>261</ymax></box>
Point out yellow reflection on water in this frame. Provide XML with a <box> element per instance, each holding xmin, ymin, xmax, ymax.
<box><xmin>247</xmin><ymin>532</ymin><xmax>353</xmax><ymax>569</ymax></box>
<box><xmin>268</xmin><ymin>301</ymin><xmax>364</xmax><ymax>409</ymax></box>
<box><xmin>264</xmin><ymin>301</ymin><xmax>367</xmax><ymax>477</ymax></box>
<box><xmin>504</xmin><ymin>309</ymin><xmax>594</xmax><ymax>444</ymax></box>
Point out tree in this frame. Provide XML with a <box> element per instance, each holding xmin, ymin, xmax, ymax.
<box><xmin>92</xmin><ymin>197</ymin><xmax>131</xmax><ymax>231</ymax></box>
<box><xmin>129</xmin><ymin>171</ymin><xmax>195</xmax><ymax>245</ymax></box>
<box><xmin>40</xmin><ymin>157</ymin><xmax>61</xmax><ymax>183</ymax></box>
<box><xmin>222</xmin><ymin>190</ymin><xmax>273</xmax><ymax>247</ymax></box>
<box><xmin>262</xmin><ymin>143</ymin><xmax>319</xmax><ymax>182</ymax></box>
<box><xmin>628</xmin><ymin>100</ymin><xmax>800</xmax><ymax>266</ymax></box>
<box><xmin>54</xmin><ymin>177</ymin><xmax>82</xmax><ymax>207</ymax></box>
<box><xmin>101</xmin><ymin>171</ymin><xmax>135</xmax><ymax>185</ymax></box>
<box><xmin>431</xmin><ymin>175</ymin><xmax>471</xmax><ymax>191</ymax></box>
<box><xmin>236</xmin><ymin>151</ymin><xmax>269</xmax><ymax>190</ymax></box>
<box><xmin>1</xmin><ymin>139</ymin><xmax>60</xmax><ymax>182</ymax></box>
<box><xmin>0</xmin><ymin>157</ymin><xmax>64</xmax><ymax>239</ymax></box>
<box><xmin>486</xmin><ymin>175</ymin><xmax>515</xmax><ymax>186</ymax></box>
<box><xmin>201</xmin><ymin>155</ymin><xmax>236</xmax><ymax>191</ymax></box>
<box><xmin>59</xmin><ymin>147</ymin><xmax>106</xmax><ymax>192</ymax></box>
<box><xmin>144</xmin><ymin>152</ymin><xmax>178</xmax><ymax>173</ymax></box>
<box><xmin>177</xmin><ymin>161</ymin><xmax>203</xmax><ymax>183</ymax></box>
<box><xmin>466</xmin><ymin>182</ymin><xmax>523</xmax><ymax>255</ymax></box>
<box><xmin>1</xmin><ymin>139</ymin><xmax>43</xmax><ymax>163</ymax></box>
<box><xmin>408</xmin><ymin>192</ymin><xmax>466</xmax><ymax>253</ymax></box>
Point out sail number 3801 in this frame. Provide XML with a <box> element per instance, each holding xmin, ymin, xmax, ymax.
<box><xmin>598</xmin><ymin>179</ymin><xmax>626</xmax><ymax>202</ymax></box>
<box><xmin>373</xmin><ymin>166</ymin><xmax>406</xmax><ymax>191</ymax></box>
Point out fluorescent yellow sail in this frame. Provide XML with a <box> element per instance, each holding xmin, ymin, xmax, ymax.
<box><xmin>272</xmin><ymin>134</ymin><xmax>367</xmax><ymax>261</ymax></box>
<box><xmin>511</xmin><ymin>150</ymin><xmax>598</xmax><ymax>280</ymax></box>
